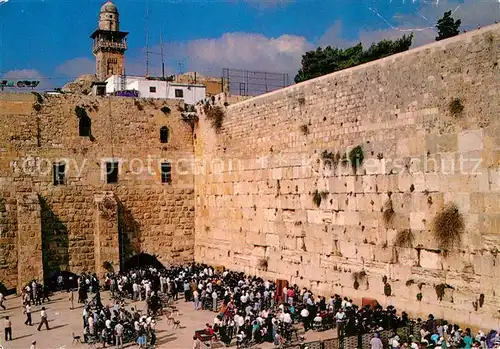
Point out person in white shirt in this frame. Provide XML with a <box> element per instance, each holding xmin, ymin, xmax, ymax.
<box><xmin>212</xmin><ymin>291</ymin><xmax>218</xmax><ymax>312</ymax></box>
<box><xmin>300</xmin><ymin>308</ymin><xmax>310</xmax><ymax>331</ymax></box>
<box><xmin>24</xmin><ymin>303</ymin><xmax>32</xmax><ymax>326</ymax></box>
<box><xmin>240</xmin><ymin>293</ymin><xmax>248</xmax><ymax>304</ymax></box>
<box><xmin>313</xmin><ymin>314</ymin><xmax>323</xmax><ymax>328</ymax></box>
<box><xmin>37</xmin><ymin>307</ymin><xmax>49</xmax><ymax>331</ymax></box>
<box><xmin>283</xmin><ymin>312</ymin><xmax>292</xmax><ymax>324</ymax></box>
<box><xmin>335</xmin><ymin>308</ymin><xmax>346</xmax><ymax>334</ymax></box>
<box><xmin>132</xmin><ymin>282</ymin><xmax>138</xmax><ymax>301</ymax></box>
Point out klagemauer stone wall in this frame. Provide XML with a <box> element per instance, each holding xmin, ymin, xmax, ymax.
<box><xmin>0</xmin><ymin>93</ymin><xmax>195</xmax><ymax>291</ymax></box>
<box><xmin>194</xmin><ymin>24</ymin><xmax>500</xmax><ymax>329</ymax></box>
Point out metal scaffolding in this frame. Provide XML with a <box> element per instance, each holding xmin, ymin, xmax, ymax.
<box><xmin>222</xmin><ymin>68</ymin><xmax>289</xmax><ymax>96</ymax></box>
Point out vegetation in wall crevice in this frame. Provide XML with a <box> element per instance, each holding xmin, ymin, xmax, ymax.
<box><xmin>300</xmin><ymin>124</ymin><xmax>309</xmax><ymax>135</ymax></box>
<box><xmin>432</xmin><ymin>203</ymin><xmax>464</xmax><ymax>254</ymax></box>
<box><xmin>348</xmin><ymin>145</ymin><xmax>364</xmax><ymax>173</ymax></box>
<box><xmin>394</xmin><ymin>229</ymin><xmax>414</xmax><ymax>248</ymax></box>
<box><xmin>312</xmin><ymin>190</ymin><xmax>329</xmax><ymax>207</ymax></box>
<box><xmin>449</xmin><ymin>98</ymin><xmax>464</xmax><ymax>117</ymax></box>
<box><xmin>205</xmin><ymin>106</ymin><xmax>225</xmax><ymax>132</ymax></box>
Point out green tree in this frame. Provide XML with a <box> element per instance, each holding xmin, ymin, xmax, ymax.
<box><xmin>294</xmin><ymin>34</ymin><xmax>413</xmax><ymax>83</ymax></box>
<box><xmin>436</xmin><ymin>10</ymin><xmax>461</xmax><ymax>41</ymax></box>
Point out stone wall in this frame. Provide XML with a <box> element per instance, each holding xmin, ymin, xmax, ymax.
<box><xmin>0</xmin><ymin>93</ymin><xmax>195</xmax><ymax>290</ymax></box>
<box><xmin>194</xmin><ymin>24</ymin><xmax>500</xmax><ymax>329</ymax></box>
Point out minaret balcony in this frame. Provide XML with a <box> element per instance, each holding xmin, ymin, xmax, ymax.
<box><xmin>93</xmin><ymin>40</ymin><xmax>127</xmax><ymax>53</ymax></box>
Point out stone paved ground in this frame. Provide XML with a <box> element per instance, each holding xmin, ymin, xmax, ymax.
<box><xmin>0</xmin><ymin>291</ymin><xmax>337</xmax><ymax>349</ymax></box>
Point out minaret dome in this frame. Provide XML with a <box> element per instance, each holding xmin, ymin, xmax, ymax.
<box><xmin>99</xmin><ymin>1</ymin><xmax>120</xmax><ymax>31</ymax></box>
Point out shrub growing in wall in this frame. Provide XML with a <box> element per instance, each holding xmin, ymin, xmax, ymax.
<box><xmin>432</xmin><ymin>203</ymin><xmax>464</xmax><ymax>253</ymax></box>
<box><xmin>321</xmin><ymin>150</ymin><xmax>341</xmax><ymax>168</ymax></box>
<box><xmin>449</xmin><ymin>98</ymin><xmax>464</xmax><ymax>117</ymax></box>
<box><xmin>435</xmin><ymin>283</ymin><xmax>454</xmax><ymax>301</ymax></box>
<box><xmin>382</xmin><ymin>199</ymin><xmax>395</xmax><ymax>225</ymax></box>
<box><xmin>394</xmin><ymin>229</ymin><xmax>414</xmax><ymax>248</ymax></box>
<box><xmin>312</xmin><ymin>190</ymin><xmax>329</xmax><ymax>207</ymax></box>
<box><xmin>258</xmin><ymin>258</ymin><xmax>268</xmax><ymax>271</ymax></box>
<box><xmin>352</xmin><ymin>270</ymin><xmax>367</xmax><ymax>290</ymax></box>
<box><xmin>160</xmin><ymin>106</ymin><xmax>171</xmax><ymax>115</ymax></box>
<box><xmin>349</xmin><ymin>145</ymin><xmax>364</xmax><ymax>173</ymax></box>
<box><xmin>384</xmin><ymin>283</ymin><xmax>392</xmax><ymax>297</ymax></box>
<box><xmin>205</xmin><ymin>106</ymin><xmax>225</xmax><ymax>132</ymax></box>
<box><xmin>300</xmin><ymin>124</ymin><xmax>309</xmax><ymax>135</ymax></box>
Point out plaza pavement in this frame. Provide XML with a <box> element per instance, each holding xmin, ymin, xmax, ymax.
<box><xmin>0</xmin><ymin>291</ymin><xmax>337</xmax><ymax>349</ymax></box>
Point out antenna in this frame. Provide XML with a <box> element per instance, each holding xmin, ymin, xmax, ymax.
<box><xmin>145</xmin><ymin>0</ymin><xmax>150</xmax><ymax>77</ymax></box>
<box><xmin>160</xmin><ymin>31</ymin><xmax>165</xmax><ymax>79</ymax></box>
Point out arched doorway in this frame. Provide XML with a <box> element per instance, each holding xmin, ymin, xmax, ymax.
<box><xmin>123</xmin><ymin>253</ymin><xmax>165</xmax><ymax>271</ymax></box>
<box><xmin>46</xmin><ymin>270</ymin><xmax>79</xmax><ymax>291</ymax></box>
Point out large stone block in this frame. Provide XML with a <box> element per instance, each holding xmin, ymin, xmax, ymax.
<box><xmin>458</xmin><ymin>129</ymin><xmax>484</xmax><ymax>153</ymax></box>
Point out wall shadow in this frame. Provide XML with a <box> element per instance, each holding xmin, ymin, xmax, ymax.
<box><xmin>39</xmin><ymin>195</ymin><xmax>69</xmax><ymax>284</ymax></box>
<box><xmin>116</xmin><ymin>199</ymin><xmax>140</xmax><ymax>270</ymax></box>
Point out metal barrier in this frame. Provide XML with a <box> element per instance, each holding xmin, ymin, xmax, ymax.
<box><xmin>279</xmin><ymin>323</ymin><xmax>421</xmax><ymax>349</ymax></box>
<box><xmin>339</xmin><ymin>324</ymin><xmax>420</xmax><ymax>349</ymax></box>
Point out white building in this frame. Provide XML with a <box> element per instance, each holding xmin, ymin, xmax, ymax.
<box><xmin>105</xmin><ymin>75</ymin><xmax>206</xmax><ymax>104</ymax></box>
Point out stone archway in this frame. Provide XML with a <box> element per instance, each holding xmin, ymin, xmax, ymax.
<box><xmin>123</xmin><ymin>253</ymin><xmax>164</xmax><ymax>271</ymax></box>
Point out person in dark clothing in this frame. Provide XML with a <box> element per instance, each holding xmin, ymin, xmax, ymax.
<box><xmin>42</xmin><ymin>285</ymin><xmax>50</xmax><ymax>303</ymax></box>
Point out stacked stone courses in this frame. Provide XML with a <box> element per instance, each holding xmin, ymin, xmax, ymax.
<box><xmin>194</xmin><ymin>24</ymin><xmax>500</xmax><ymax>329</ymax></box>
<box><xmin>0</xmin><ymin>23</ymin><xmax>499</xmax><ymax>330</ymax></box>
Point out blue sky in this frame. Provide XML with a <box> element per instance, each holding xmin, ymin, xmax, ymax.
<box><xmin>0</xmin><ymin>0</ymin><xmax>498</xmax><ymax>89</ymax></box>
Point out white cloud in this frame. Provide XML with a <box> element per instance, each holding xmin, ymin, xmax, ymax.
<box><xmin>155</xmin><ymin>32</ymin><xmax>313</xmax><ymax>79</ymax></box>
<box><xmin>55</xmin><ymin>57</ymin><xmax>95</xmax><ymax>77</ymax></box>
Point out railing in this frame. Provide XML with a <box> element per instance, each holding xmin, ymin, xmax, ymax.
<box><xmin>280</xmin><ymin>323</ymin><xmax>422</xmax><ymax>349</ymax></box>
<box><xmin>340</xmin><ymin>324</ymin><xmax>422</xmax><ymax>349</ymax></box>
<box><xmin>93</xmin><ymin>40</ymin><xmax>127</xmax><ymax>52</ymax></box>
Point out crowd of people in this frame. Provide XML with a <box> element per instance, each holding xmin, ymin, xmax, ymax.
<box><xmin>1</xmin><ymin>263</ymin><xmax>500</xmax><ymax>349</ymax></box>
<box><xmin>102</xmin><ymin>263</ymin><xmax>500</xmax><ymax>349</ymax></box>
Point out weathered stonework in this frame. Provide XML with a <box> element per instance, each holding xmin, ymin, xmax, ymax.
<box><xmin>0</xmin><ymin>23</ymin><xmax>499</xmax><ymax>329</ymax></box>
<box><xmin>94</xmin><ymin>192</ymin><xmax>119</xmax><ymax>277</ymax></box>
<box><xmin>194</xmin><ymin>24</ymin><xmax>500</xmax><ymax>329</ymax></box>
<box><xmin>16</xmin><ymin>193</ymin><xmax>43</xmax><ymax>288</ymax></box>
<box><xmin>0</xmin><ymin>93</ymin><xmax>195</xmax><ymax>291</ymax></box>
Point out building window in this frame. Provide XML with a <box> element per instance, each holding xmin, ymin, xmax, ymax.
<box><xmin>106</xmin><ymin>161</ymin><xmax>119</xmax><ymax>184</ymax></box>
<box><xmin>160</xmin><ymin>126</ymin><xmax>169</xmax><ymax>143</ymax></box>
<box><xmin>150</xmin><ymin>86</ymin><xmax>157</xmax><ymax>93</ymax></box>
<box><xmin>161</xmin><ymin>162</ymin><xmax>172</xmax><ymax>184</ymax></box>
<box><xmin>175</xmin><ymin>89</ymin><xmax>183</xmax><ymax>98</ymax></box>
<box><xmin>79</xmin><ymin>114</ymin><xmax>91</xmax><ymax>137</ymax></box>
<box><xmin>53</xmin><ymin>162</ymin><xmax>66</xmax><ymax>185</ymax></box>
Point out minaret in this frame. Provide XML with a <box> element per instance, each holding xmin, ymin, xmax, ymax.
<box><xmin>90</xmin><ymin>1</ymin><xmax>128</xmax><ymax>81</ymax></box>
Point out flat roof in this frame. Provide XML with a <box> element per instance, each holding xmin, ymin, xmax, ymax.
<box><xmin>106</xmin><ymin>75</ymin><xmax>206</xmax><ymax>88</ymax></box>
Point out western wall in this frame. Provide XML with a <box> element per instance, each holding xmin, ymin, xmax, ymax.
<box><xmin>0</xmin><ymin>22</ymin><xmax>498</xmax><ymax>330</ymax></box>
<box><xmin>194</xmin><ymin>24</ymin><xmax>500</xmax><ymax>329</ymax></box>
<box><xmin>0</xmin><ymin>93</ymin><xmax>195</xmax><ymax>290</ymax></box>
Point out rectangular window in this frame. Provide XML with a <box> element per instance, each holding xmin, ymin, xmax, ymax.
<box><xmin>106</xmin><ymin>161</ymin><xmax>119</xmax><ymax>184</ymax></box>
<box><xmin>53</xmin><ymin>162</ymin><xmax>66</xmax><ymax>186</ymax></box>
<box><xmin>161</xmin><ymin>162</ymin><xmax>172</xmax><ymax>184</ymax></box>
<box><xmin>149</xmin><ymin>86</ymin><xmax>156</xmax><ymax>93</ymax></box>
<box><xmin>175</xmin><ymin>89</ymin><xmax>184</xmax><ymax>98</ymax></box>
